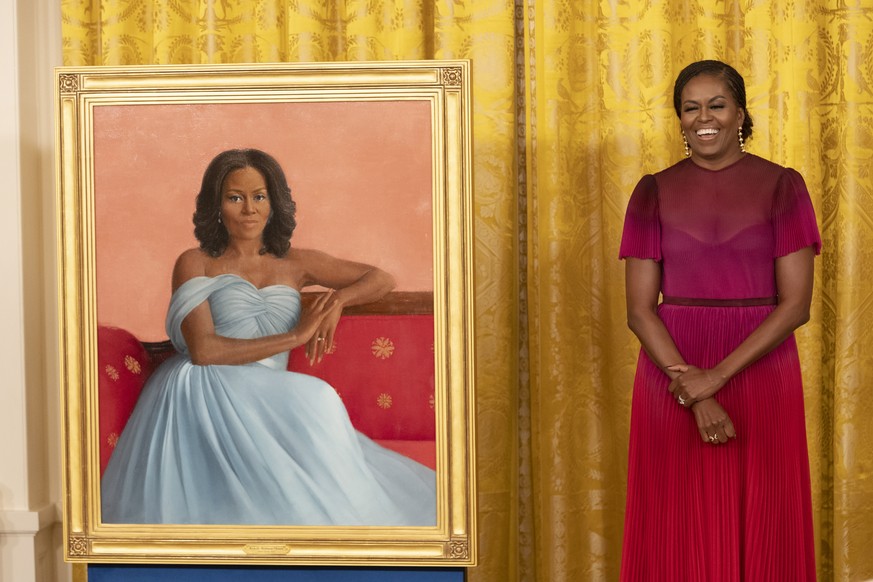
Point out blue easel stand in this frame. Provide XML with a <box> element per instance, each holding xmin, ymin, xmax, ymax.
<box><xmin>88</xmin><ymin>565</ymin><xmax>466</xmax><ymax>581</ymax></box>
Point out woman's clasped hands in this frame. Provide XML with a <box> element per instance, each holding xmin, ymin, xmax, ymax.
<box><xmin>293</xmin><ymin>289</ymin><xmax>341</xmax><ymax>365</ymax></box>
<box><xmin>667</xmin><ymin>364</ymin><xmax>724</xmax><ymax>405</ymax></box>
<box><xmin>306</xmin><ymin>290</ymin><xmax>344</xmax><ymax>365</ymax></box>
<box><xmin>667</xmin><ymin>364</ymin><xmax>737</xmax><ymax>445</ymax></box>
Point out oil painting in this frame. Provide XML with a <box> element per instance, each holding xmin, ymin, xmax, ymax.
<box><xmin>57</xmin><ymin>61</ymin><xmax>475</xmax><ymax>566</ymax></box>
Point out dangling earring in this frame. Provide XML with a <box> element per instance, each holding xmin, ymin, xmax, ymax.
<box><xmin>738</xmin><ymin>127</ymin><xmax>745</xmax><ymax>153</ymax></box>
<box><xmin>218</xmin><ymin>214</ymin><xmax>222</xmax><ymax>224</ymax></box>
<box><xmin>682</xmin><ymin>130</ymin><xmax>691</xmax><ymax>157</ymax></box>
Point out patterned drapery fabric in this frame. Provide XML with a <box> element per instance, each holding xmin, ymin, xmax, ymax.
<box><xmin>62</xmin><ymin>1</ymin><xmax>873</xmax><ymax>580</ymax></box>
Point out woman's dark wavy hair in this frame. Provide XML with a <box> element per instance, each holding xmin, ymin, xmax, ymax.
<box><xmin>193</xmin><ymin>149</ymin><xmax>296</xmax><ymax>257</ymax></box>
<box><xmin>673</xmin><ymin>60</ymin><xmax>754</xmax><ymax>141</ymax></box>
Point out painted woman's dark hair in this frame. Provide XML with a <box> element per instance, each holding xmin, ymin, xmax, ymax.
<box><xmin>193</xmin><ymin>149</ymin><xmax>296</xmax><ymax>257</ymax></box>
<box><xmin>673</xmin><ymin>60</ymin><xmax>754</xmax><ymax>140</ymax></box>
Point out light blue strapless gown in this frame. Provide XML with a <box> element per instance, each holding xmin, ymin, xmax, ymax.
<box><xmin>101</xmin><ymin>274</ymin><xmax>437</xmax><ymax>526</ymax></box>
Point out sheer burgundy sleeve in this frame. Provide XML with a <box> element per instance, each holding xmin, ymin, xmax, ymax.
<box><xmin>619</xmin><ymin>174</ymin><xmax>661</xmax><ymax>261</ymax></box>
<box><xmin>772</xmin><ymin>168</ymin><xmax>822</xmax><ymax>258</ymax></box>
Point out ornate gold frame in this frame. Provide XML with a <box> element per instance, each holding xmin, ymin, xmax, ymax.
<box><xmin>56</xmin><ymin>61</ymin><xmax>475</xmax><ymax>566</ymax></box>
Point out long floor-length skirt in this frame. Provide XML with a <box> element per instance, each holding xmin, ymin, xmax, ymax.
<box><xmin>620</xmin><ymin>304</ymin><xmax>816</xmax><ymax>581</ymax></box>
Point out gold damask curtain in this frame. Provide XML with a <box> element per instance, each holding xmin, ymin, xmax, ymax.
<box><xmin>62</xmin><ymin>1</ymin><xmax>873</xmax><ymax>580</ymax></box>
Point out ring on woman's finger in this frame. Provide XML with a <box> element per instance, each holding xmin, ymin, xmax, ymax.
<box><xmin>708</xmin><ymin>434</ymin><xmax>718</xmax><ymax>443</ymax></box>
<box><xmin>316</xmin><ymin>337</ymin><xmax>325</xmax><ymax>342</ymax></box>
<box><xmin>677</xmin><ymin>395</ymin><xmax>686</xmax><ymax>406</ymax></box>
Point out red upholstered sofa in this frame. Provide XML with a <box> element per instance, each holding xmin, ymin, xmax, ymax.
<box><xmin>97</xmin><ymin>292</ymin><xmax>436</xmax><ymax>476</ymax></box>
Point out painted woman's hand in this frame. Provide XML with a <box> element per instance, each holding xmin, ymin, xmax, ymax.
<box><xmin>305</xmin><ymin>292</ymin><xmax>343</xmax><ymax>365</ymax></box>
<box><xmin>690</xmin><ymin>398</ymin><xmax>737</xmax><ymax>445</ymax></box>
<box><xmin>667</xmin><ymin>364</ymin><xmax>725</xmax><ymax>407</ymax></box>
<box><xmin>293</xmin><ymin>290</ymin><xmax>332</xmax><ymax>359</ymax></box>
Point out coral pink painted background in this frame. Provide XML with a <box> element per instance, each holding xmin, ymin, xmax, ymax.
<box><xmin>94</xmin><ymin>101</ymin><xmax>433</xmax><ymax>340</ymax></box>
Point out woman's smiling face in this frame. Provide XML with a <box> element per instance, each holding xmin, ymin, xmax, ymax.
<box><xmin>680</xmin><ymin>74</ymin><xmax>746</xmax><ymax>170</ymax></box>
<box><xmin>220</xmin><ymin>166</ymin><xmax>271</xmax><ymax>243</ymax></box>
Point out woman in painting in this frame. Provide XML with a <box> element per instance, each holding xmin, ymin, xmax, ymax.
<box><xmin>619</xmin><ymin>60</ymin><xmax>820</xmax><ymax>580</ymax></box>
<box><xmin>101</xmin><ymin>148</ymin><xmax>436</xmax><ymax>526</ymax></box>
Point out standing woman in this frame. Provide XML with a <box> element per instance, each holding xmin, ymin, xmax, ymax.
<box><xmin>619</xmin><ymin>61</ymin><xmax>820</xmax><ymax>580</ymax></box>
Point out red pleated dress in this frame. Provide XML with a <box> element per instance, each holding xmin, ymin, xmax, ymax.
<box><xmin>618</xmin><ymin>154</ymin><xmax>821</xmax><ymax>581</ymax></box>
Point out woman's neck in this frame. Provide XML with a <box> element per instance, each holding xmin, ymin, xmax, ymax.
<box><xmin>224</xmin><ymin>239</ymin><xmax>264</xmax><ymax>258</ymax></box>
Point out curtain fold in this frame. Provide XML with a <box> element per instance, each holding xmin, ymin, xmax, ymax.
<box><xmin>62</xmin><ymin>1</ymin><xmax>873</xmax><ymax>579</ymax></box>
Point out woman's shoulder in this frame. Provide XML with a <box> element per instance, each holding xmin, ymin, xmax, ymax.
<box><xmin>626</xmin><ymin>173</ymin><xmax>659</xmax><ymax>204</ymax></box>
<box><xmin>652</xmin><ymin>157</ymin><xmax>693</xmax><ymax>179</ymax></box>
<box><xmin>281</xmin><ymin>247</ymin><xmax>329</xmax><ymax>272</ymax></box>
<box><xmin>172</xmin><ymin>248</ymin><xmax>210</xmax><ymax>290</ymax></box>
<box><xmin>743</xmin><ymin>153</ymin><xmax>795</xmax><ymax>174</ymax></box>
<box><xmin>263</xmin><ymin>247</ymin><xmax>314</xmax><ymax>284</ymax></box>
<box><xmin>284</xmin><ymin>247</ymin><xmax>333</xmax><ymax>265</ymax></box>
<box><xmin>735</xmin><ymin>155</ymin><xmax>807</xmax><ymax>189</ymax></box>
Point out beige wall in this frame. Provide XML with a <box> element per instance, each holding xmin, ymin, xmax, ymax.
<box><xmin>0</xmin><ymin>0</ymin><xmax>68</xmax><ymax>581</ymax></box>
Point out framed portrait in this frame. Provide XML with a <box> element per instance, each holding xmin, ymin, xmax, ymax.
<box><xmin>56</xmin><ymin>61</ymin><xmax>476</xmax><ymax>566</ymax></box>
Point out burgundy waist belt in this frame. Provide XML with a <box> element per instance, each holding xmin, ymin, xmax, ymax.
<box><xmin>661</xmin><ymin>296</ymin><xmax>778</xmax><ymax>307</ymax></box>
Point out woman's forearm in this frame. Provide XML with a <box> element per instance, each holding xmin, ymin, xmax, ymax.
<box><xmin>628</xmin><ymin>307</ymin><xmax>687</xmax><ymax>380</ymax></box>
<box><xmin>184</xmin><ymin>285</ymin><xmax>335</xmax><ymax>366</ymax></box>
<box><xmin>711</xmin><ymin>301</ymin><xmax>809</xmax><ymax>384</ymax></box>
<box><xmin>186</xmin><ymin>329</ymin><xmax>308</xmax><ymax>366</ymax></box>
<box><xmin>710</xmin><ymin>246</ymin><xmax>815</xmax><ymax>386</ymax></box>
<box><xmin>332</xmin><ymin>268</ymin><xmax>396</xmax><ymax>308</ymax></box>
<box><xmin>625</xmin><ymin>258</ymin><xmax>685</xmax><ymax>380</ymax></box>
